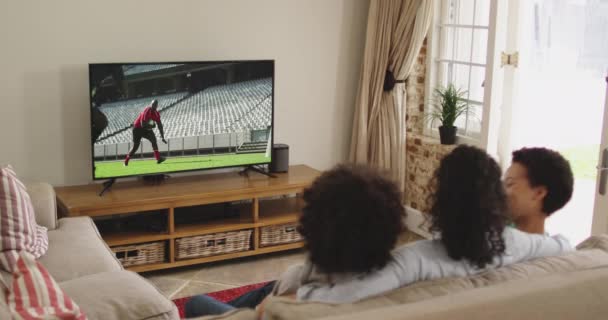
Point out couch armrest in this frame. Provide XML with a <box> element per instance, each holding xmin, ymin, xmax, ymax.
<box><xmin>60</xmin><ymin>271</ymin><xmax>179</xmax><ymax>320</ymax></box>
<box><xmin>26</xmin><ymin>182</ymin><xmax>58</xmax><ymax>230</ymax></box>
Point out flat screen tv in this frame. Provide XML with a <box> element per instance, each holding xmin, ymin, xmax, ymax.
<box><xmin>89</xmin><ymin>60</ymin><xmax>274</xmax><ymax>180</ymax></box>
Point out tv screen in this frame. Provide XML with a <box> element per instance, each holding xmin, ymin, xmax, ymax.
<box><xmin>89</xmin><ymin>60</ymin><xmax>274</xmax><ymax>180</ymax></box>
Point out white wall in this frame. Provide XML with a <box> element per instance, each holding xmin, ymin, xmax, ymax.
<box><xmin>0</xmin><ymin>0</ymin><xmax>369</xmax><ymax>186</ymax></box>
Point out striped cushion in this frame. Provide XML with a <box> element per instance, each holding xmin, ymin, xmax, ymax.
<box><xmin>0</xmin><ymin>166</ymin><xmax>48</xmax><ymax>272</ymax></box>
<box><xmin>6</xmin><ymin>252</ymin><xmax>86</xmax><ymax>320</ymax></box>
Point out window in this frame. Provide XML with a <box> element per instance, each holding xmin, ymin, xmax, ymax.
<box><xmin>426</xmin><ymin>0</ymin><xmax>492</xmax><ymax>141</ymax></box>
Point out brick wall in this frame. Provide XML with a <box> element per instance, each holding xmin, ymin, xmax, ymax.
<box><xmin>405</xmin><ymin>134</ymin><xmax>455</xmax><ymax>212</ymax></box>
<box><xmin>404</xmin><ymin>40</ymin><xmax>455</xmax><ymax>213</ymax></box>
<box><xmin>405</xmin><ymin>41</ymin><xmax>426</xmax><ymax>136</ymax></box>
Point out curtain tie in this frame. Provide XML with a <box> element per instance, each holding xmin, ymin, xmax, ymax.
<box><xmin>383</xmin><ymin>70</ymin><xmax>406</xmax><ymax>91</ymax></box>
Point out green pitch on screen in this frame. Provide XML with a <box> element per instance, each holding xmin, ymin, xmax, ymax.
<box><xmin>94</xmin><ymin>153</ymin><xmax>270</xmax><ymax>179</ymax></box>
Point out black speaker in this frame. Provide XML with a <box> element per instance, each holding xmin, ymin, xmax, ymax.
<box><xmin>270</xmin><ymin>144</ymin><xmax>289</xmax><ymax>173</ymax></box>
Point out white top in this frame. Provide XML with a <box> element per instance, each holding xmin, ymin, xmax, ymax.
<box><xmin>294</xmin><ymin>227</ymin><xmax>573</xmax><ymax>303</ymax></box>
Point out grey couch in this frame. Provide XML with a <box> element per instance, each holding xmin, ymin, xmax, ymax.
<box><xmin>196</xmin><ymin>235</ymin><xmax>608</xmax><ymax>320</ymax></box>
<box><xmin>0</xmin><ymin>182</ymin><xmax>179</xmax><ymax>320</ymax></box>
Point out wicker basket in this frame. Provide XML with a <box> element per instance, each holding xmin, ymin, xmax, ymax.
<box><xmin>112</xmin><ymin>241</ymin><xmax>166</xmax><ymax>267</ymax></box>
<box><xmin>176</xmin><ymin>229</ymin><xmax>253</xmax><ymax>260</ymax></box>
<box><xmin>260</xmin><ymin>223</ymin><xmax>303</xmax><ymax>247</ymax></box>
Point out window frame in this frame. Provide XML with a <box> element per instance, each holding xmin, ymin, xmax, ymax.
<box><xmin>423</xmin><ymin>0</ymin><xmax>499</xmax><ymax>147</ymax></box>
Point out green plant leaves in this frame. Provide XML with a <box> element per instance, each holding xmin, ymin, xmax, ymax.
<box><xmin>425</xmin><ymin>83</ymin><xmax>474</xmax><ymax>127</ymax></box>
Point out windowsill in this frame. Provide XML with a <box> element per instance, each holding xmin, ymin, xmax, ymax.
<box><xmin>420</xmin><ymin>127</ymin><xmax>481</xmax><ymax>147</ymax></box>
<box><xmin>416</xmin><ymin>128</ymin><xmax>482</xmax><ymax>147</ymax></box>
<box><xmin>408</xmin><ymin>132</ymin><xmax>440</xmax><ymax>145</ymax></box>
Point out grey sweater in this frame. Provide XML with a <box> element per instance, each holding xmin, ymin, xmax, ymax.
<box><xmin>273</xmin><ymin>227</ymin><xmax>572</xmax><ymax>303</ymax></box>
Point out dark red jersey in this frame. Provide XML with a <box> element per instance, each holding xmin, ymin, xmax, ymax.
<box><xmin>133</xmin><ymin>106</ymin><xmax>160</xmax><ymax>129</ymax></box>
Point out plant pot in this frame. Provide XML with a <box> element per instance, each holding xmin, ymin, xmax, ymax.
<box><xmin>438</xmin><ymin>126</ymin><xmax>457</xmax><ymax>145</ymax></box>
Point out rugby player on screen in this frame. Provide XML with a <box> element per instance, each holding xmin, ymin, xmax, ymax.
<box><xmin>124</xmin><ymin>99</ymin><xmax>167</xmax><ymax>166</ymax></box>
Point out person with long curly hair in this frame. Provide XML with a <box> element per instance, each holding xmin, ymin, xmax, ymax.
<box><xmin>429</xmin><ymin>144</ymin><xmax>508</xmax><ymax>268</ymax></box>
<box><xmin>185</xmin><ymin>164</ymin><xmax>406</xmax><ymax>317</ymax></box>
<box><xmin>295</xmin><ymin>145</ymin><xmax>573</xmax><ymax>303</ymax></box>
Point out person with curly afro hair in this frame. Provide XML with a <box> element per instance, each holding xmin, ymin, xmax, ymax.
<box><xmin>185</xmin><ymin>164</ymin><xmax>405</xmax><ymax>317</ymax></box>
<box><xmin>504</xmin><ymin>147</ymin><xmax>574</xmax><ymax>235</ymax></box>
<box><xmin>296</xmin><ymin>164</ymin><xmax>406</xmax><ymax>274</ymax></box>
<box><xmin>294</xmin><ymin>145</ymin><xmax>573</xmax><ymax>304</ymax></box>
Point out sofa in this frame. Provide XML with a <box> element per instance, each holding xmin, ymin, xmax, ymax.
<box><xmin>0</xmin><ymin>182</ymin><xmax>180</xmax><ymax>320</ymax></box>
<box><xmin>193</xmin><ymin>234</ymin><xmax>608</xmax><ymax>320</ymax></box>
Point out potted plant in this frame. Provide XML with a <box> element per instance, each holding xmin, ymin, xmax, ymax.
<box><xmin>426</xmin><ymin>83</ymin><xmax>471</xmax><ymax>145</ymax></box>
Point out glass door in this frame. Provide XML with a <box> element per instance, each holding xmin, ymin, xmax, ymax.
<box><xmin>500</xmin><ymin>0</ymin><xmax>608</xmax><ymax>244</ymax></box>
<box><xmin>592</xmin><ymin>75</ymin><xmax>608</xmax><ymax>236</ymax></box>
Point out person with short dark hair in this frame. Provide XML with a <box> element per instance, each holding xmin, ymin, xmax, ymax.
<box><xmin>184</xmin><ymin>164</ymin><xmax>406</xmax><ymax>317</ymax></box>
<box><xmin>295</xmin><ymin>145</ymin><xmax>572</xmax><ymax>303</ymax></box>
<box><xmin>504</xmin><ymin>147</ymin><xmax>574</xmax><ymax>234</ymax></box>
<box><xmin>124</xmin><ymin>99</ymin><xmax>167</xmax><ymax>166</ymax></box>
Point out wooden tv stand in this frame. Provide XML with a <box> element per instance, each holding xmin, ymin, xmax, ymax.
<box><xmin>54</xmin><ymin>165</ymin><xmax>320</xmax><ymax>272</ymax></box>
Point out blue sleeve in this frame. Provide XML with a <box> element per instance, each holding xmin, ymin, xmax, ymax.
<box><xmin>296</xmin><ymin>246</ymin><xmax>423</xmax><ymax>303</ymax></box>
<box><xmin>502</xmin><ymin>227</ymin><xmax>573</xmax><ymax>265</ymax></box>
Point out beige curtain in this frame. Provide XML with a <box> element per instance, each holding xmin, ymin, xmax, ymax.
<box><xmin>349</xmin><ymin>0</ymin><xmax>433</xmax><ymax>191</ymax></box>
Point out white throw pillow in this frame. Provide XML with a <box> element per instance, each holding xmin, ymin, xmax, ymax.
<box><xmin>0</xmin><ymin>165</ymin><xmax>48</xmax><ymax>272</ymax></box>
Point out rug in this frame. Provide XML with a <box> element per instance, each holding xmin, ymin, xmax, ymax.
<box><xmin>173</xmin><ymin>281</ymin><xmax>270</xmax><ymax>319</ymax></box>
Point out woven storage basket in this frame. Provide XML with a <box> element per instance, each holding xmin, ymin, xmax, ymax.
<box><xmin>260</xmin><ymin>223</ymin><xmax>303</xmax><ymax>247</ymax></box>
<box><xmin>176</xmin><ymin>229</ymin><xmax>253</xmax><ymax>260</ymax></box>
<box><xmin>112</xmin><ymin>241</ymin><xmax>166</xmax><ymax>267</ymax></box>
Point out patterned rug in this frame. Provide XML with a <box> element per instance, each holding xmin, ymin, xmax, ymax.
<box><xmin>172</xmin><ymin>281</ymin><xmax>270</xmax><ymax>319</ymax></box>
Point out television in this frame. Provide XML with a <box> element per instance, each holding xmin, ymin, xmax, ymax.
<box><xmin>89</xmin><ymin>60</ymin><xmax>274</xmax><ymax>180</ymax></box>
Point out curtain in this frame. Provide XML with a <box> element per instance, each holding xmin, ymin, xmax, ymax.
<box><xmin>349</xmin><ymin>0</ymin><xmax>433</xmax><ymax>191</ymax></box>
